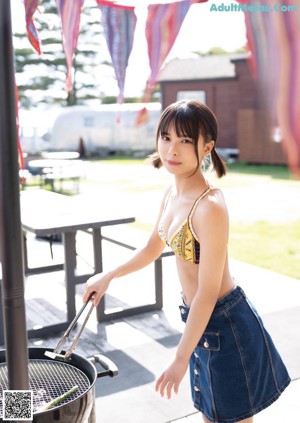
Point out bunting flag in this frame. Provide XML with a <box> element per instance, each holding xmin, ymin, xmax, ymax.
<box><xmin>56</xmin><ymin>0</ymin><xmax>85</xmax><ymax>92</ymax></box>
<box><xmin>136</xmin><ymin>0</ymin><xmax>207</xmax><ymax>125</ymax></box>
<box><xmin>146</xmin><ymin>0</ymin><xmax>191</xmax><ymax>90</ymax></box>
<box><xmin>239</xmin><ymin>2</ymin><xmax>280</xmax><ymax>114</ymax></box>
<box><xmin>23</xmin><ymin>0</ymin><xmax>41</xmax><ymax>55</ymax></box>
<box><xmin>276</xmin><ymin>6</ymin><xmax>300</xmax><ymax>176</ymax></box>
<box><xmin>97</xmin><ymin>0</ymin><xmax>137</xmax><ymax>105</ymax></box>
<box><xmin>238</xmin><ymin>0</ymin><xmax>300</xmax><ymax>176</ymax></box>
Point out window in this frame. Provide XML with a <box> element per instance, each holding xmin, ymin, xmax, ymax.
<box><xmin>83</xmin><ymin>116</ymin><xmax>94</xmax><ymax>127</ymax></box>
<box><xmin>177</xmin><ymin>90</ymin><xmax>206</xmax><ymax>103</ymax></box>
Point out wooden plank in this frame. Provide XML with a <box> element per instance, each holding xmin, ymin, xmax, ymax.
<box><xmin>26</xmin><ymin>298</ymin><xmax>66</xmax><ymax>328</ymax></box>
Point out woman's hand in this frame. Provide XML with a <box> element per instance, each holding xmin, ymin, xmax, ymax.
<box><xmin>155</xmin><ymin>357</ymin><xmax>189</xmax><ymax>399</ymax></box>
<box><xmin>83</xmin><ymin>271</ymin><xmax>113</xmax><ymax>306</ymax></box>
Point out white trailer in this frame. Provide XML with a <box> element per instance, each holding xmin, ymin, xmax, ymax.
<box><xmin>49</xmin><ymin>103</ymin><xmax>161</xmax><ymax>154</ymax></box>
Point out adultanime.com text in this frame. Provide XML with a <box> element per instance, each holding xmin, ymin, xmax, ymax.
<box><xmin>209</xmin><ymin>2</ymin><xmax>298</xmax><ymax>13</ymax></box>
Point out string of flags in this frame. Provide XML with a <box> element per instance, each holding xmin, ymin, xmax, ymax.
<box><xmin>22</xmin><ymin>0</ymin><xmax>207</xmax><ymax>103</ymax></box>
<box><xmin>21</xmin><ymin>0</ymin><xmax>300</xmax><ymax>175</ymax></box>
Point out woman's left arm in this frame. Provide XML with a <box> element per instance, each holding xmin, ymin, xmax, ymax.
<box><xmin>156</xmin><ymin>191</ymin><xmax>229</xmax><ymax>399</ymax></box>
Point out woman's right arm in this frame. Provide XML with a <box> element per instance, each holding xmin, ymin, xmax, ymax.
<box><xmin>83</xmin><ymin>191</ymin><xmax>168</xmax><ymax>306</ymax></box>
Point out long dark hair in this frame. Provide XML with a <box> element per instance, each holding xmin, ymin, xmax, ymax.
<box><xmin>148</xmin><ymin>99</ymin><xmax>227</xmax><ymax>178</ymax></box>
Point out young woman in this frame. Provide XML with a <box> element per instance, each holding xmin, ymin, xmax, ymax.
<box><xmin>83</xmin><ymin>100</ymin><xmax>290</xmax><ymax>423</ymax></box>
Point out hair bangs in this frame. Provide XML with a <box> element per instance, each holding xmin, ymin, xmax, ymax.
<box><xmin>159</xmin><ymin>106</ymin><xmax>200</xmax><ymax>143</ymax></box>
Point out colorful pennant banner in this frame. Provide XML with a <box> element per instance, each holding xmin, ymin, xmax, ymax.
<box><xmin>56</xmin><ymin>0</ymin><xmax>85</xmax><ymax>92</ymax></box>
<box><xmin>136</xmin><ymin>0</ymin><xmax>208</xmax><ymax>125</ymax></box>
<box><xmin>145</xmin><ymin>0</ymin><xmax>191</xmax><ymax>91</ymax></box>
<box><xmin>98</xmin><ymin>1</ymin><xmax>137</xmax><ymax>104</ymax></box>
<box><xmin>23</xmin><ymin>0</ymin><xmax>41</xmax><ymax>55</ymax></box>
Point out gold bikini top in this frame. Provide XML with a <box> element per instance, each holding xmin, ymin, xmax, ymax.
<box><xmin>158</xmin><ymin>186</ymin><xmax>211</xmax><ymax>264</ymax></box>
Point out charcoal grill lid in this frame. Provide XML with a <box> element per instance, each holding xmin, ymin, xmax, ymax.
<box><xmin>0</xmin><ymin>359</ymin><xmax>91</xmax><ymax>414</ymax></box>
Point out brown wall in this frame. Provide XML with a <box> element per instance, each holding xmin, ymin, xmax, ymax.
<box><xmin>234</xmin><ymin>59</ymin><xmax>260</xmax><ymax>110</ymax></box>
<box><xmin>237</xmin><ymin>109</ymin><xmax>287</xmax><ymax>164</ymax></box>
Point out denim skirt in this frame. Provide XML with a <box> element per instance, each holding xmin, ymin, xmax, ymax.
<box><xmin>179</xmin><ymin>286</ymin><xmax>291</xmax><ymax>423</ymax></box>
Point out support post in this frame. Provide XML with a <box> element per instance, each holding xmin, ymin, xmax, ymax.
<box><xmin>0</xmin><ymin>0</ymin><xmax>29</xmax><ymax>390</ymax></box>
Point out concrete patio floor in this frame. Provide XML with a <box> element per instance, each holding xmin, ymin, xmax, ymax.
<box><xmin>19</xmin><ymin>232</ymin><xmax>300</xmax><ymax>423</ymax></box>
<box><xmin>2</xmin><ymin>161</ymin><xmax>299</xmax><ymax>422</ymax></box>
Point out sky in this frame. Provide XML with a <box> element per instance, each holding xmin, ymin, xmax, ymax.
<box><xmin>10</xmin><ymin>0</ymin><xmax>247</xmax><ymax>97</ymax></box>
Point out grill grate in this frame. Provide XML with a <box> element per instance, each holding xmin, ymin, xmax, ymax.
<box><xmin>0</xmin><ymin>359</ymin><xmax>91</xmax><ymax>414</ymax></box>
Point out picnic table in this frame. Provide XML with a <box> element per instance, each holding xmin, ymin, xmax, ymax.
<box><xmin>41</xmin><ymin>152</ymin><xmax>80</xmax><ymax>160</ymax></box>
<box><xmin>20</xmin><ymin>189</ymin><xmax>136</xmax><ymax>338</ymax></box>
<box><xmin>26</xmin><ymin>156</ymin><xmax>83</xmax><ymax>192</ymax></box>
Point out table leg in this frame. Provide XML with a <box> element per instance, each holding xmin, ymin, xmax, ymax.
<box><xmin>154</xmin><ymin>258</ymin><xmax>163</xmax><ymax>309</ymax></box>
<box><xmin>92</xmin><ymin>228</ymin><xmax>106</xmax><ymax>322</ymax></box>
<box><xmin>63</xmin><ymin>231</ymin><xmax>77</xmax><ymax>321</ymax></box>
<box><xmin>22</xmin><ymin>230</ymin><xmax>64</xmax><ymax>275</ymax></box>
<box><xmin>92</xmin><ymin>228</ymin><xmax>103</xmax><ymax>274</ymax></box>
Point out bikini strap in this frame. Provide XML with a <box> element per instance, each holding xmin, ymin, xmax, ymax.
<box><xmin>189</xmin><ymin>186</ymin><xmax>211</xmax><ymax>220</ymax></box>
<box><xmin>162</xmin><ymin>186</ymin><xmax>173</xmax><ymax>214</ymax></box>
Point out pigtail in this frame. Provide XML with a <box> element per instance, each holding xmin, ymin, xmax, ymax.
<box><xmin>211</xmin><ymin>148</ymin><xmax>227</xmax><ymax>178</ymax></box>
<box><xmin>146</xmin><ymin>151</ymin><xmax>163</xmax><ymax>168</ymax></box>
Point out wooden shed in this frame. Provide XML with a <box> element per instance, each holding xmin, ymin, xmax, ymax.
<box><xmin>158</xmin><ymin>54</ymin><xmax>287</xmax><ymax>165</ymax></box>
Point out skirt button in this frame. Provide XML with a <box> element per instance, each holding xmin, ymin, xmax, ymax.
<box><xmin>180</xmin><ymin>308</ymin><xmax>186</xmax><ymax>314</ymax></box>
<box><xmin>204</xmin><ymin>341</ymin><xmax>209</xmax><ymax>348</ymax></box>
<box><xmin>194</xmin><ymin>369</ymin><xmax>199</xmax><ymax>375</ymax></box>
<box><xmin>194</xmin><ymin>386</ymin><xmax>200</xmax><ymax>392</ymax></box>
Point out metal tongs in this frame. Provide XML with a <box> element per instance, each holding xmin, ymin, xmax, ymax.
<box><xmin>45</xmin><ymin>292</ymin><xmax>95</xmax><ymax>362</ymax></box>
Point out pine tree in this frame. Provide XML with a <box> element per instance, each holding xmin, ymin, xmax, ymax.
<box><xmin>13</xmin><ymin>0</ymin><xmax>110</xmax><ymax>108</ymax></box>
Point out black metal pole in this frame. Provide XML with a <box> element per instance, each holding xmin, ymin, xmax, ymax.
<box><xmin>0</xmin><ymin>0</ymin><xmax>29</xmax><ymax>390</ymax></box>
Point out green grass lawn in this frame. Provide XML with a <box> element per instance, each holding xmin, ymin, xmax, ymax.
<box><xmin>229</xmin><ymin>220</ymin><xmax>300</xmax><ymax>279</ymax></box>
<box><xmin>227</xmin><ymin>162</ymin><xmax>293</xmax><ymax>180</ymax></box>
<box><xmin>215</xmin><ymin>163</ymin><xmax>300</xmax><ymax>279</ymax></box>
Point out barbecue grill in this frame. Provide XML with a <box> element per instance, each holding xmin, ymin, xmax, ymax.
<box><xmin>0</xmin><ymin>348</ymin><xmax>118</xmax><ymax>422</ymax></box>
